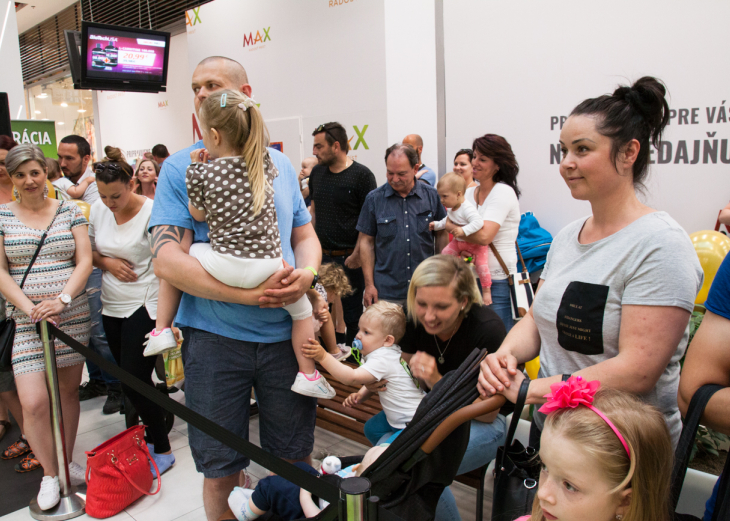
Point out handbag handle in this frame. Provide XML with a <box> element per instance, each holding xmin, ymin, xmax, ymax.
<box><xmin>670</xmin><ymin>384</ymin><xmax>723</xmax><ymax>510</ymax></box>
<box><xmin>489</xmin><ymin>244</ymin><xmax>513</xmax><ymax>286</ymax></box>
<box><xmin>497</xmin><ymin>378</ymin><xmax>531</xmax><ymax>471</ymax></box>
<box><xmin>515</xmin><ymin>242</ymin><xmax>529</xmax><ymax>274</ymax></box>
<box><xmin>7</xmin><ymin>202</ymin><xmax>64</xmax><ymax>311</ymax></box>
<box><xmin>85</xmin><ymin>443</ymin><xmax>162</xmax><ymax>496</ymax></box>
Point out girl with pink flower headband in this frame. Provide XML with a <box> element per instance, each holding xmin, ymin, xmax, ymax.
<box><xmin>514</xmin><ymin>377</ymin><xmax>673</xmax><ymax>521</ymax></box>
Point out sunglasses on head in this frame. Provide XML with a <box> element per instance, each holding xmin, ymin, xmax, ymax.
<box><xmin>456</xmin><ymin>148</ymin><xmax>473</xmax><ymax>156</ymax></box>
<box><xmin>93</xmin><ymin>162</ymin><xmax>122</xmax><ymax>174</ymax></box>
<box><xmin>314</xmin><ymin>124</ymin><xmax>339</xmax><ymax>142</ymax></box>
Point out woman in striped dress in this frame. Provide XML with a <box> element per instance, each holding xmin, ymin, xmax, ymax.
<box><xmin>0</xmin><ymin>145</ymin><xmax>92</xmax><ymax>510</ymax></box>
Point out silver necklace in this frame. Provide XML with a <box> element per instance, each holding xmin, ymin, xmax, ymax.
<box><xmin>433</xmin><ymin>321</ymin><xmax>459</xmax><ymax>365</ymax></box>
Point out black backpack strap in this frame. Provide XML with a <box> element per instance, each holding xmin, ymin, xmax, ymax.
<box><xmin>711</xmin><ymin>448</ymin><xmax>730</xmax><ymax>521</ymax></box>
<box><xmin>497</xmin><ymin>377</ymin><xmax>530</xmax><ymax>470</ymax></box>
<box><xmin>671</xmin><ymin>384</ymin><xmax>724</xmax><ymax>510</ymax></box>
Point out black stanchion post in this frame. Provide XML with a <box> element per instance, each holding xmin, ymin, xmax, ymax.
<box><xmin>338</xmin><ymin>477</ymin><xmax>371</xmax><ymax>521</ymax></box>
<box><xmin>29</xmin><ymin>321</ymin><xmax>85</xmax><ymax>520</ymax></box>
<box><xmin>367</xmin><ymin>496</ymin><xmax>380</xmax><ymax>521</ymax></box>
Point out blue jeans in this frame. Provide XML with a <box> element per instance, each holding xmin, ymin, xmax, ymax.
<box><xmin>435</xmin><ymin>415</ymin><xmax>507</xmax><ymax>521</ymax></box>
<box><xmin>704</xmin><ymin>477</ymin><xmax>721</xmax><ymax>521</ymax></box>
<box><xmin>85</xmin><ymin>268</ymin><xmax>119</xmax><ymax>386</ymax></box>
<box><xmin>488</xmin><ymin>279</ymin><xmax>514</xmax><ymax>332</ymax></box>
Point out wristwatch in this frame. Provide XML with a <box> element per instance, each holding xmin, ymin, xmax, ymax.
<box><xmin>305</xmin><ymin>267</ymin><xmax>319</xmax><ymax>289</ymax></box>
<box><xmin>58</xmin><ymin>293</ymin><xmax>72</xmax><ymax>306</ymax></box>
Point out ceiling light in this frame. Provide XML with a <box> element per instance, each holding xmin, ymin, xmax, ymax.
<box><xmin>36</xmin><ymin>93</ymin><xmax>48</xmax><ymax>99</ymax></box>
<box><xmin>34</xmin><ymin>110</ymin><xmax>41</xmax><ymax>114</ymax></box>
<box><xmin>77</xmin><ymin>109</ymin><xmax>86</xmax><ymax>113</ymax></box>
<box><xmin>58</xmin><ymin>122</ymin><xmax>64</xmax><ymax>125</ymax></box>
<box><xmin>83</xmin><ymin>97</ymin><xmax>92</xmax><ymax>100</ymax></box>
<box><xmin>60</xmin><ymin>102</ymin><xmax>68</xmax><ymax>107</ymax></box>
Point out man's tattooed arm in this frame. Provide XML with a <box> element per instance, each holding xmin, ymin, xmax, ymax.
<box><xmin>150</xmin><ymin>225</ymin><xmax>186</xmax><ymax>259</ymax></box>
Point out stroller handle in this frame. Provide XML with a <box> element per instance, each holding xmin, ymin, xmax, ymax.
<box><xmin>420</xmin><ymin>395</ymin><xmax>506</xmax><ymax>454</ymax></box>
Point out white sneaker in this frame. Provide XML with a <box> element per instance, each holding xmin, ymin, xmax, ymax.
<box><xmin>143</xmin><ymin>328</ymin><xmax>178</xmax><ymax>357</ymax></box>
<box><xmin>331</xmin><ymin>344</ymin><xmax>351</xmax><ymax>362</ymax></box>
<box><xmin>228</xmin><ymin>487</ymin><xmax>255</xmax><ymax>521</ymax></box>
<box><xmin>37</xmin><ymin>476</ymin><xmax>60</xmax><ymax>511</ymax></box>
<box><xmin>291</xmin><ymin>372</ymin><xmax>336</xmax><ymax>399</ymax></box>
<box><xmin>68</xmin><ymin>461</ymin><xmax>86</xmax><ymax>487</ymax></box>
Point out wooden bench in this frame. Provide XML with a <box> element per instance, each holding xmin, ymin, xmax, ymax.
<box><xmin>315</xmin><ymin>362</ymin><xmax>490</xmax><ymax>521</ymax></box>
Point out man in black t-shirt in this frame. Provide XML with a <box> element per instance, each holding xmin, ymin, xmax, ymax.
<box><xmin>310</xmin><ymin>122</ymin><xmax>377</xmax><ymax>344</ymax></box>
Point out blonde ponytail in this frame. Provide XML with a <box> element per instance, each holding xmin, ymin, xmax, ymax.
<box><xmin>198</xmin><ymin>89</ymin><xmax>273</xmax><ymax>216</ymax></box>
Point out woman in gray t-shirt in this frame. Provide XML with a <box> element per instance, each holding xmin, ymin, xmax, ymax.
<box><xmin>477</xmin><ymin>77</ymin><xmax>702</xmax><ymax>446</ymax></box>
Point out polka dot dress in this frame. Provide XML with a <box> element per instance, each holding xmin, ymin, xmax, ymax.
<box><xmin>186</xmin><ymin>154</ymin><xmax>282</xmax><ymax>260</ymax></box>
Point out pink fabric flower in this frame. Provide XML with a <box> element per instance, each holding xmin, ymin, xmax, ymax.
<box><xmin>538</xmin><ymin>375</ymin><xmax>601</xmax><ymax>414</ymax></box>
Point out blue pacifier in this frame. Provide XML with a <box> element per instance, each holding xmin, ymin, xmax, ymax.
<box><xmin>352</xmin><ymin>339</ymin><xmax>363</xmax><ymax>351</ymax></box>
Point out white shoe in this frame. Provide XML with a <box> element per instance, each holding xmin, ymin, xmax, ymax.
<box><xmin>331</xmin><ymin>344</ymin><xmax>351</xmax><ymax>362</ymax></box>
<box><xmin>143</xmin><ymin>328</ymin><xmax>178</xmax><ymax>357</ymax></box>
<box><xmin>37</xmin><ymin>476</ymin><xmax>60</xmax><ymax>511</ymax></box>
<box><xmin>228</xmin><ymin>487</ymin><xmax>256</xmax><ymax>521</ymax></box>
<box><xmin>291</xmin><ymin>372</ymin><xmax>336</xmax><ymax>399</ymax></box>
<box><xmin>68</xmin><ymin>461</ymin><xmax>86</xmax><ymax>487</ymax></box>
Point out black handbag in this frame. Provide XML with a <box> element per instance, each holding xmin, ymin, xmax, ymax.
<box><xmin>491</xmin><ymin>378</ymin><xmax>540</xmax><ymax>521</ymax></box>
<box><xmin>671</xmin><ymin>384</ymin><xmax>729</xmax><ymax>521</ymax></box>
<box><xmin>0</xmin><ymin>203</ymin><xmax>63</xmax><ymax>372</ymax></box>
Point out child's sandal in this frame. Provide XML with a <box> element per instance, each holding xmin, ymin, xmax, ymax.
<box><xmin>15</xmin><ymin>453</ymin><xmax>42</xmax><ymax>473</ymax></box>
<box><xmin>2</xmin><ymin>436</ymin><xmax>31</xmax><ymax>459</ymax></box>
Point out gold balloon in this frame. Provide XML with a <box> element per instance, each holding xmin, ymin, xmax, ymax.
<box><xmin>70</xmin><ymin>200</ymin><xmax>91</xmax><ymax>221</ymax></box>
<box><xmin>525</xmin><ymin>356</ymin><xmax>540</xmax><ymax>381</ymax></box>
<box><xmin>690</xmin><ymin>230</ymin><xmax>730</xmax><ymax>304</ymax></box>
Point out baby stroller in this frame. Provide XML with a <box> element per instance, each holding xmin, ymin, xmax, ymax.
<box><xmin>243</xmin><ymin>347</ymin><xmax>506</xmax><ymax>521</ymax></box>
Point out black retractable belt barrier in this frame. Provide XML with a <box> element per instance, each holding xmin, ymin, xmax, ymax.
<box><xmin>41</xmin><ymin>322</ymin><xmax>403</xmax><ymax>521</ymax></box>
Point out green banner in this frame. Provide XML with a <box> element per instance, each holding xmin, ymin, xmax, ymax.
<box><xmin>10</xmin><ymin>120</ymin><xmax>58</xmax><ymax>159</ymax></box>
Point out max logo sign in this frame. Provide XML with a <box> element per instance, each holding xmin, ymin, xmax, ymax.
<box><xmin>186</xmin><ymin>7</ymin><xmax>201</xmax><ymax>26</ymax></box>
<box><xmin>243</xmin><ymin>27</ymin><xmax>271</xmax><ymax>47</ymax></box>
<box><xmin>347</xmin><ymin>125</ymin><xmax>369</xmax><ymax>150</ymax></box>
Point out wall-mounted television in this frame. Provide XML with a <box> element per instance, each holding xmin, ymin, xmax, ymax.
<box><xmin>66</xmin><ymin>22</ymin><xmax>170</xmax><ymax>93</ymax></box>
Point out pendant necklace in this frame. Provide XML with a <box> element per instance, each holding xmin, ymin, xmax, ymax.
<box><xmin>433</xmin><ymin>321</ymin><xmax>459</xmax><ymax>365</ymax></box>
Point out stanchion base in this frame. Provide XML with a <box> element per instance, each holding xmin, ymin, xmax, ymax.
<box><xmin>29</xmin><ymin>490</ymin><xmax>85</xmax><ymax>521</ymax></box>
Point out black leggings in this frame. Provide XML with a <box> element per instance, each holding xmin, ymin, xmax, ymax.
<box><xmin>103</xmin><ymin>306</ymin><xmax>171</xmax><ymax>453</ymax></box>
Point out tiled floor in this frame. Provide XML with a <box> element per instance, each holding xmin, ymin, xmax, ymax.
<box><xmin>0</xmin><ymin>389</ymin><xmax>494</xmax><ymax>521</ymax></box>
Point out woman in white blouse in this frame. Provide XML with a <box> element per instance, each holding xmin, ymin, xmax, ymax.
<box><xmin>446</xmin><ymin>134</ymin><xmax>521</xmax><ymax>331</ymax></box>
<box><xmin>88</xmin><ymin>161</ymin><xmax>174</xmax><ymax>474</ymax></box>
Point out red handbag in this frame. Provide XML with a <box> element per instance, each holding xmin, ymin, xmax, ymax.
<box><xmin>85</xmin><ymin>425</ymin><xmax>161</xmax><ymax>518</ymax></box>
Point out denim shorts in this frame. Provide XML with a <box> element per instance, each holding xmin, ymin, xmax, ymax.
<box><xmin>181</xmin><ymin>327</ymin><xmax>317</xmax><ymax>478</ymax></box>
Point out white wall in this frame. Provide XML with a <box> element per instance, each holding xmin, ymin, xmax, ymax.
<box><xmin>0</xmin><ymin>1</ymin><xmax>27</xmax><ymax>120</ymax></box>
<box><xmin>96</xmin><ymin>32</ymin><xmax>192</xmax><ymax>162</ymax></box>
<box><xmin>186</xmin><ymin>0</ymin><xmax>389</xmax><ymax>181</ymax></box>
<box><xmin>443</xmin><ymin>0</ymin><xmax>730</xmax><ymax>236</ymax></box>
<box><xmin>384</xmin><ymin>0</ymin><xmax>439</xmax><ymax>174</ymax></box>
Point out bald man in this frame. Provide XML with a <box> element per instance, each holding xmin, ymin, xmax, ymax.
<box><xmin>149</xmin><ymin>56</ymin><xmax>321</xmax><ymax>521</ymax></box>
<box><xmin>403</xmin><ymin>134</ymin><xmax>437</xmax><ymax>186</ymax></box>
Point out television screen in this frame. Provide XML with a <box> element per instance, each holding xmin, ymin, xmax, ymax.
<box><xmin>78</xmin><ymin>22</ymin><xmax>170</xmax><ymax>92</ymax></box>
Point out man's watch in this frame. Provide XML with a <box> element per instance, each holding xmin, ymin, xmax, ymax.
<box><xmin>58</xmin><ymin>293</ymin><xmax>72</xmax><ymax>306</ymax></box>
<box><xmin>305</xmin><ymin>267</ymin><xmax>319</xmax><ymax>289</ymax></box>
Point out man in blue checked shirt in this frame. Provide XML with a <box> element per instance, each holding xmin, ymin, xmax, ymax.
<box><xmin>357</xmin><ymin>143</ymin><xmax>448</xmax><ymax>307</ymax></box>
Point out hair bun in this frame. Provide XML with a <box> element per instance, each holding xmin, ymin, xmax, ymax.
<box><xmin>104</xmin><ymin>146</ymin><xmax>124</xmax><ymax>162</ymax></box>
<box><xmin>613</xmin><ymin>77</ymin><xmax>669</xmax><ymax>147</ymax></box>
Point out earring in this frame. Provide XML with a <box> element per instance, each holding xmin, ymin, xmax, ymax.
<box><xmin>43</xmin><ymin>183</ymin><xmax>49</xmax><ymax>199</ymax></box>
<box><xmin>12</xmin><ymin>187</ymin><xmax>20</xmax><ymax>202</ymax></box>
<box><xmin>616</xmin><ymin>515</ymin><xmax>623</xmax><ymax>520</ymax></box>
